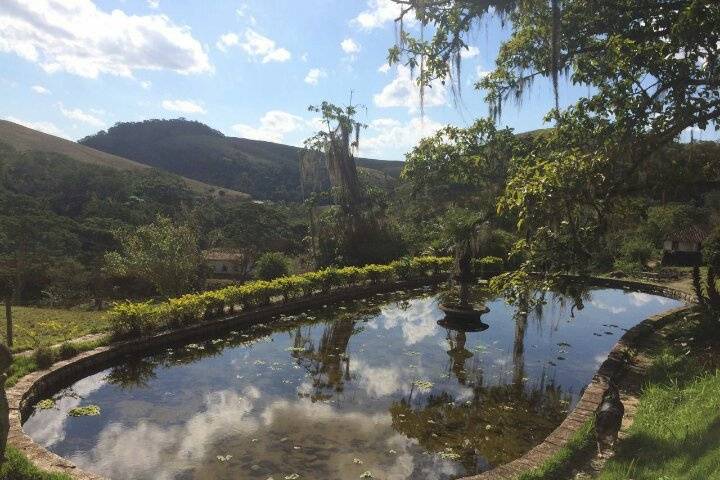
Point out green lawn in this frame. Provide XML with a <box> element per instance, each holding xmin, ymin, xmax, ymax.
<box><xmin>598</xmin><ymin>321</ymin><xmax>720</xmax><ymax>480</ymax></box>
<box><xmin>0</xmin><ymin>446</ymin><xmax>72</xmax><ymax>480</ymax></box>
<box><xmin>1</xmin><ymin>306</ymin><xmax>108</xmax><ymax>353</ymax></box>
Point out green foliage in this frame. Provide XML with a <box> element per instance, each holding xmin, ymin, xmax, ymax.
<box><xmin>517</xmin><ymin>419</ymin><xmax>595</xmax><ymax>480</ymax></box>
<box><xmin>599</xmin><ymin>349</ymin><xmax>720</xmax><ymax>480</ymax></box>
<box><xmin>254</xmin><ymin>252</ymin><xmax>290</xmax><ymax>280</ymax></box>
<box><xmin>68</xmin><ymin>405</ymin><xmax>101</xmax><ymax>417</ymax></box>
<box><xmin>57</xmin><ymin>342</ymin><xmax>79</xmax><ymax>360</ymax></box>
<box><xmin>105</xmin><ymin>256</ymin><xmax>452</xmax><ymax>339</ymax></box>
<box><xmin>32</xmin><ymin>346</ymin><xmax>55</xmax><ymax>370</ymax></box>
<box><xmin>619</xmin><ymin>237</ymin><xmax>656</xmax><ymax>268</ymax></box>
<box><xmin>105</xmin><ymin>215</ymin><xmax>203</xmax><ymax>298</ymax></box>
<box><xmin>0</xmin><ymin>445</ymin><xmax>72</xmax><ymax>480</ymax></box>
<box><xmin>703</xmin><ymin>226</ymin><xmax>720</xmax><ymax>269</ymax></box>
<box><xmin>390</xmin><ymin>0</ymin><xmax>720</xmax><ymax>288</ymax></box>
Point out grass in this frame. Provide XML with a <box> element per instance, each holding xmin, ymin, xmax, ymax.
<box><xmin>0</xmin><ymin>446</ymin><xmax>71</xmax><ymax>480</ymax></box>
<box><xmin>517</xmin><ymin>419</ymin><xmax>596</xmax><ymax>480</ymax></box>
<box><xmin>597</xmin><ymin>338</ymin><xmax>720</xmax><ymax>480</ymax></box>
<box><xmin>6</xmin><ymin>337</ymin><xmax>109</xmax><ymax>387</ymax></box>
<box><xmin>1</xmin><ymin>306</ymin><xmax>108</xmax><ymax>353</ymax></box>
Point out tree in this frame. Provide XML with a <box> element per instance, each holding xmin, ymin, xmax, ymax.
<box><xmin>389</xmin><ymin>0</ymin><xmax>720</xmax><ymax>285</ymax></box>
<box><xmin>255</xmin><ymin>252</ymin><xmax>290</xmax><ymax>280</ymax></box>
<box><xmin>105</xmin><ymin>215</ymin><xmax>202</xmax><ymax>298</ymax></box>
<box><xmin>303</xmin><ymin>101</ymin><xmax>407</xmax><ymax>266</ymax></box>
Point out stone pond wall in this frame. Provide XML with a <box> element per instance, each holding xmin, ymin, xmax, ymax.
<box><xmin>6</xmin><ymin>277</ymin><xmax>696</xmax><ymax>480</ymax></box>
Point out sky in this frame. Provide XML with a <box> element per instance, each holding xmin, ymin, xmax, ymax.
<box><xmin>0</xmin><ymin>0</ymin><xmax>714</xmax><ymax>161</ymax></box>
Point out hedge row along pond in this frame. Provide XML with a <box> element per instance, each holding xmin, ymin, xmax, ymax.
<box><xmin>106</xmin><ymin>256</ymin><xmax>468</xmax><ymax>339</ymax></box>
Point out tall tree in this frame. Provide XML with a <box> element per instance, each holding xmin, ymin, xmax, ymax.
<box><xmin>105</xmin><ymin>215</ymin><xmax>202</xmax><ymax>298</ymax></box>
<box><xmin>390</xmin><ymin>0</ymin><xmax>720</xmax><ymax>283</ymax></box>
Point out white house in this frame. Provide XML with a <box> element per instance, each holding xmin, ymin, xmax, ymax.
<box><xmin>203</xmin><ymin>249</ymin><xmax>247</xmax><ymax>278</ymax></box>
<box><xmin>662</xmin><ymin>225</ymin><xmax>707</xmax><ymax>266</ymax></box>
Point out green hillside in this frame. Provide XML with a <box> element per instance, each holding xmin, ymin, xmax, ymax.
<box><xmin>0</xmin><ymin>120</ymin><xmax>248</xmax><ymax>200</ymax></box>
<box><xmin>79</xmin><ymin>118</ymin><xmax>404</xmax><ymax>201</ymax></box>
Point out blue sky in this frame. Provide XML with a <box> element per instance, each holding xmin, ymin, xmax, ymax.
<box><xmin>0</xmin><ymin>0</ymin><xmax>713</xmax><ymax>160</ymax></box>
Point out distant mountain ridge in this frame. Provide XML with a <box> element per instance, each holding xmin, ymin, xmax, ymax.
<box><xmin>79</xmin><ymin>118</ymin><xmax>404</xmax><ymax>201</ymax></box>
<box><xmin>0</xmin><ymin>119</ymin><xmax>248</xmax><ymax>199</ymax></box>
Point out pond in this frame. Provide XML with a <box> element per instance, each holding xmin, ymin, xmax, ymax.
<box><xmin>24</xmin><ymin>285</ymin><xmax>682</xmax><ymax>480</ymax></box>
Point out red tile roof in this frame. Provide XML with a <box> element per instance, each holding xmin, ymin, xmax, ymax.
<box><xmin>666</xmin><ymin>225</ymin><xmax>709</xmax><ymax>243</ymax></box>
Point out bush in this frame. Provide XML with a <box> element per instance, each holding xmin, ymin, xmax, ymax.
<box><xmin>472</xmin><ymin>256</ymin><xmax>504</xmax><ymax>276</ymax></box>
<box><xmin>33</xmin><ymin>346</ymin><xmax>56</xmax><ymax>370</ymax></box>
<box><xmin>105</xmin><ymin>256</ymin><xmax>452</xmax><ymax>340</ymax></box>
<box><xmin>58</xmin><ymin>342</ymin><xmax>78</xmax><ymax>360</ymax></box>
<box><xmin>619</xmin><ymin>237</ymin><xmax>656</xmax><ymax>268</ymax></box>
<box><xmin>255</xmin><ymin>252</ymin><xmax>290</xmax><ymax>280</ymax></box>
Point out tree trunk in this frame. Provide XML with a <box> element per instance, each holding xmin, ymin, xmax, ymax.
<box><xmin>3</xmin><ymin>296</ymin><xmax>11</xmax><ymax>349</ymax></box>
<box><xmin>0</xmin><ymin>342</ymin><xmax>11</xmax><ymax>462</ymax></box>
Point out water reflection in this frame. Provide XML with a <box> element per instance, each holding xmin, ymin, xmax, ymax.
<box><xmin>24</xmin><ymin>286</ymin><xmax>682</xmax><ymax>480</ymax></box>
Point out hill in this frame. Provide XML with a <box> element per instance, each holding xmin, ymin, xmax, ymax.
<box><xmin>79</xmin><ymin>119</ymin><xmax>404</xmax><ymax>201</ymax></box>
<box><xmin>0</xmin><ymin>120</ymin><xmax>248</xmax><ymax>199</ymax></box>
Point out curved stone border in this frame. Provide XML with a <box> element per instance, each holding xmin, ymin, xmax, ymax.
<box><xmin>6</xmin><ymin>277</ymin><xmax>695</xmax><ymax>480</ymax></box>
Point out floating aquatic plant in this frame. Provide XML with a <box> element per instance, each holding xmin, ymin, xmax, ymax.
<box><xmin>352</xmin><ymin>458</ymin><xmax>363</xmax><ymax>465</ymax></box>
<box><xmin>69</xmin><ymin>405</ymin><xmax>101</xmax><ymax>417</ymax></box>
<box><xmin>36</xmin><ymin>399</ymin><xmax>55</xmax><ymax>410</ymax></box>
<box><xmin>216</xmin><ymin>455</ymin><xmax>233</xmax><ymax>462</ymax></box>
<box><xmin>438</xmin><ymin>449</ymin><xmax>461</xmax><ymax>460</ymax></box>
<box><xmin>413</xmin><ymin>380</ymin><xmax>434</xmax><ymax>391</ymax></box>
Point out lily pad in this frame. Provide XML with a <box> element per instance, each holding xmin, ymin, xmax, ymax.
<box><xmin>413</xmin><ymin>380</ymin><xmax>434</xmax><ymax>391</ymax></box>
<box><xmin>36</xmin><ymin>399</ymin><xmax>55</xmax><ymax>410</ymax></box>
<box><xmin>69</xmin><ymin>405</ymin><xmax>101</xmax><ymax>417</ymax></box>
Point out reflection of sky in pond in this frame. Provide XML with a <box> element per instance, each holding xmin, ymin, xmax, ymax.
<box><xmin>24</xmin><ymin>287</ymin><xmax>681</xmax><ymax>480</ymax></box>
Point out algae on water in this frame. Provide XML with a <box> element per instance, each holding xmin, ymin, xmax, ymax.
<box><xmin>68</xmin><ymin>405</ymin><xmax>101</xmax><ymax>417</ymax></box>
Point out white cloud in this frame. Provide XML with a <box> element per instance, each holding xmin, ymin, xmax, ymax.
<box><xmin>161</xmin><ymin>99</ymin><xmax>206</xmax><ymax>114</ymax></box>
<box><xmin>304</xmin><ymin>68</ymin><xmax>326</xmax><ymax>85</ymax></box>
<box><xmin>341</xmin><ymin>38</ymin><xmax>361</xmax><ymax>54</ymax></box>
<box><xmin>476</xmin><ymin>66</ymin><xmax>491</xmax><ymax>79</ymax></box>
<box><xmin>147</xmin><ymin>0</ymin><xmax>160</xmax><ymax>9</ymax></box>
<box><xmin>58</xmin><ymin>104</ymin><xmax>105</xmax><ymax>127</ymax></box>
<box><xmin>373</xmin><ymin>65</ymin><xmax>447</xmax><ymax>112</ymax></box>
<box><xmin>378</xmin><ymin>63</ymin><xmax>390</xmax><ymax>74</ymax></box>
<box><xmin>31</xmin><ymin>85</ymin><xmax>50</xmax><ymax>95</ymax></box>
<box><xmin>238</xmin><ymin>29</ymin><xmax>291</xmax><ymax>63</ymax></box>
<box><xmin>4</xmin><ymin>115</ymin><xmax>66</xmax><ymax>138</ymax></box>
<box><xmin>0</xmin><ymin>0</ymin><xmax>212</xmax><ymax>79</ymax></box>
<box><xmin>461</xmin><ymin>46</ymin><xmax>480</xmax><ymax>59</ymax></box>
<box><xmin>360</xmin><ymin>116</ymin><xmax>443</xmax><ymax>159</ymax></box>
<box><xmin>353</xmin><ymin>0</ymin><xmax>414</xmax><ymax>30</ymax></box>
<box><xmin>216</xmin><ymin>32</ymin><xmax>240</xmax><ymax>52</ymax></box>
<box><xmin>230</xmin><ymin>110</ymin><xmax>303</xmax><ymax>143</ymax></box>
<box><xmin>140</xmin><ymin>80</ymin><xmax>152</xmax><ymax>89</ymax></box>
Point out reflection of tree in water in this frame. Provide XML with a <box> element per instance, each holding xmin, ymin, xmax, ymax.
<box><xmin>290</xmin><ymin>318</ymin><xmax>356</xmax><ymax>402</ymax></box>
<box><xmin>389</xmin><ymin>378</ymin><xmax>570</xmax><ymax>473</ymax></box>
<box><xmin>391</xmin><ymin>298</ymin><xmax>571</xmax><ymax>474</ymax></box>
<box><xmin>106</xmin><ymin>357</ymin><xmax>160</xmax><ymax>389</ymax></box>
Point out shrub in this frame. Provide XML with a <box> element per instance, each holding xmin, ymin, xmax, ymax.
<box><xmin>105</xmin><ymin>256</ymin><xmax>452</xmax><ymax>339</ymax></box>
<box><xmin>33</xmin><ymin>346</ymin><xmax>56</xmax><ymax>370</ymax></box>
<box><xmin>619</xmin><ymin>237</ymin><xmax>655</xmax><ymax>268</ymax></box>
<box><xmin>472</xmin><ymin>256</ymin><xmax>504</xmax><ymax>276</ymax></box>
<box><xmin>255</xmin><ymin>252</ymin><xmax>290</xmax><ymax>280</ymax></box>
<box><xmin>58</xmin><ymin>342</ymin><xmax>78</xmax><ymax>360</ymax></box>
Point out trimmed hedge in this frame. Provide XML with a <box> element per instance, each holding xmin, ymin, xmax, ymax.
<box><xmin>106</xmin><ymin>256</ymin><xmax>452</xmax><ymax>339</ymax></box>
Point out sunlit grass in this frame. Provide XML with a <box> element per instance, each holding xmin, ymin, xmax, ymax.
<box><xmin>1</xmin><ymin>306</ymin><xmax>108</xmax><ymax>353</ymax></box>
<box><xmin>598</xmin><ymin>353</ymin><xmax>720</xmax><ymax>480</ymax></box>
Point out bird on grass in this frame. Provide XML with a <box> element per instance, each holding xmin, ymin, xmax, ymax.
<box><xmin>595</xmin><ymin>379</ymin><xmax>624</xmax><ymax>457</ymax></box>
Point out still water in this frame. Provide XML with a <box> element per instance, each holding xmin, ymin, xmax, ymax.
<box><xmin>24</xmin><ymin>286</ymin><xmax>681</xmax><ymax>480</ymax></box>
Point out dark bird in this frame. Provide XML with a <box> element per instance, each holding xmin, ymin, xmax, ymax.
<box><xmin>595</xmin><ymin>380</ymin><xmax>624</xmax><ymax>456</ymax></box>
